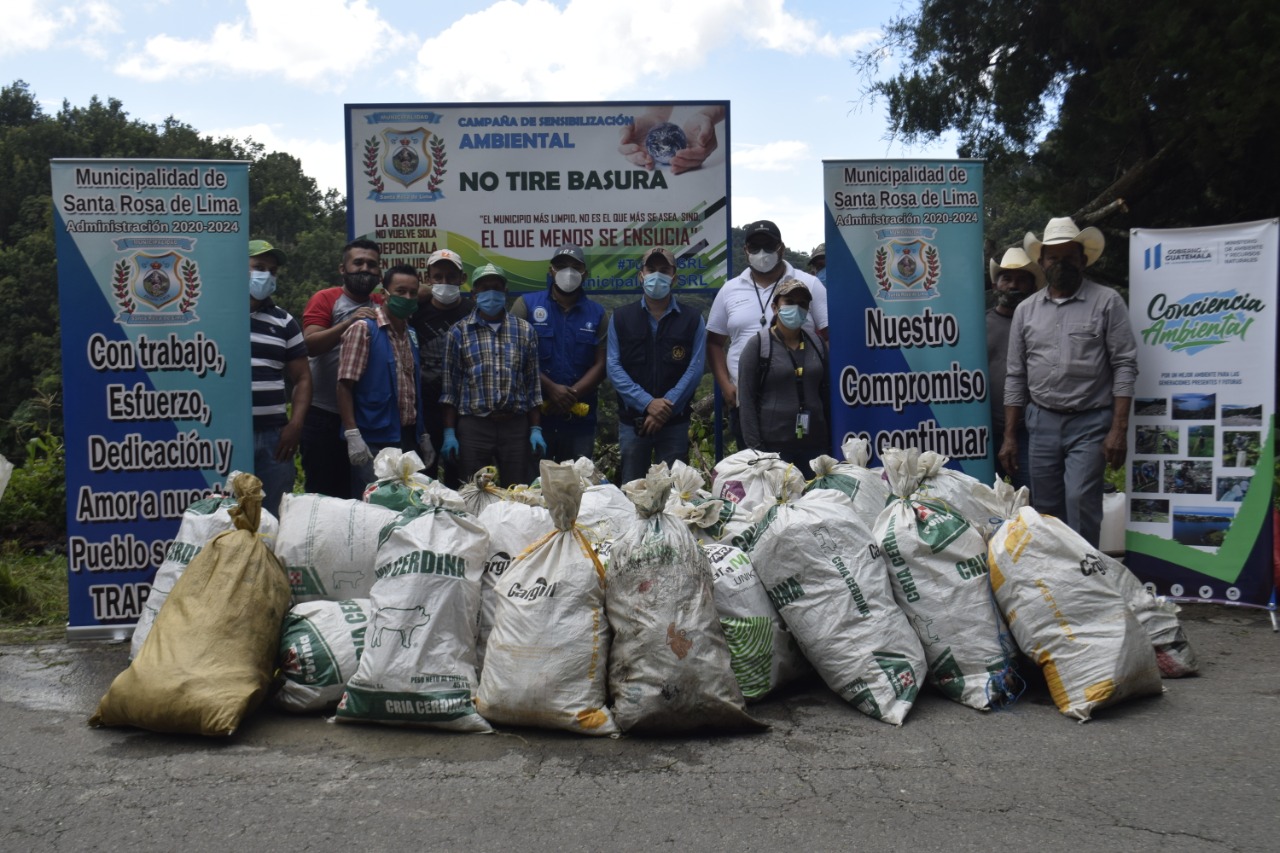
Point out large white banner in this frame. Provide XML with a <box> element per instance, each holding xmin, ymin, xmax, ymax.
<box><xmin>345</xmin><ymin>101</ymin><xmax>730</xmax><ymax>294</ymax></box>
<box><xmin>1126</xmin><ymin>219</ymin><xmax>1277</xmax><ymax>606</ymax></box>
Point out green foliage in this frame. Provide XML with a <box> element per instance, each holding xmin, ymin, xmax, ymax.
<box><xmin>859</xmin><ymin>0</ymin><xmax>1280</xmax><ymax>277</ymax></box>
<box><xmin>0</xmin><ymin>544</ymin><xmax>66</xmax><ymax>627</ymax></box>
<box><xmin>0</xmin><ymin>425</ymin><xmax>67</xmax><ymax>551</ymax></box>
<box><xmin>0</xmin><ymin>80</ymin><xmax>349</xmax><ymax>456</ymax></box>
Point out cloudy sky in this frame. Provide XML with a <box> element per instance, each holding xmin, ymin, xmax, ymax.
<box><xmin>2</xmin><ymin>0</ymin><xmax>955</xmax><ymax>253</ymax></box>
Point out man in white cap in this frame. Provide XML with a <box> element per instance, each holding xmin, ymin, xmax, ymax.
<box><xmin>986</xmin><ymin>246</ymin><xmax>1043</xmax><ymax>491</ymax></box>
<box><xmin>1000</xmin><ymin>217</ymin><xmax>1138</xmax><ymax>547</ymax></box>
<box><xmin>412</xmin><ymin>249</ymin><xmax>473</xmax><ymax>486</ymax></box>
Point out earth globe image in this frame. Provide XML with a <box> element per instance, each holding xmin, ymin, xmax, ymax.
<box><xmin>644</xmin><ymin>122</ymin><xmax>687</xmax><ymax>167</ymax></box>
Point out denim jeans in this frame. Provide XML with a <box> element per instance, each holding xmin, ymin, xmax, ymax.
<box><xmin>301</xmin><ymin>407</ymin><xmax>353</xmax><ymax>499</ymax></box>
<box><xmin>618</xmin><ymin>420</ymin><xmax>691</xmax><ymax>484</ymax></box>
<box><xmin>542</xmin><ymin>423</ymin><xmax>597</xmax><ymax>465</ymax></box>
<box><xmin>253</xmin><ymin>426</ymin><xmax>297</xmax><ymax>518</ymax></box>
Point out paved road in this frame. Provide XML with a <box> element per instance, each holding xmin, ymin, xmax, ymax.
<box><xmin>2</xmin><ymin>604</ymin><xmax>1278</xmax><ymax>852</ymax></box>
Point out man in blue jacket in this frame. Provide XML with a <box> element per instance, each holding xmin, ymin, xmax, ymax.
<box><xmin>511</xmin><ymin>244</ymin><xmax>607</xmax><ymax>463</ymax></box>
<box><xmin>336</xmin><ymin>264</ymin><xmax>429</xmax><ymax>494</ymax></box>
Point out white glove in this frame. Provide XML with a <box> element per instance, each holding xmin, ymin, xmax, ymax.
<box><xmin>344</xmin><ymin>428</ymin><xmax>373</xmax><ymax>465</ymax></box>
<box><xmin>417</xmin><ymin>433</ymin><xmax>437</xmax><ymax>470</ymax></box>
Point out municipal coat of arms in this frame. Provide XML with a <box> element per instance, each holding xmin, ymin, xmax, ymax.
<box><xmin>874</xmin><ymin>237</ymin><xmax>941</xmax><ymax>301</ymax></box>
<box><xmin>112</xmin><ymin>251</ymin><xmax>201</xmax><ymax>325</ymax></box>
<box><xmin>365</xmin><ymin>128</ymin><xmax>447</xmax><ymax>195</ymax></box>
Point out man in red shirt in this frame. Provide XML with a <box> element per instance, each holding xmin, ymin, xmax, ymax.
<box><xmin>300</xmin><ymin>238</ymin><xmax>382</xmax><ymax>498</ymax></box>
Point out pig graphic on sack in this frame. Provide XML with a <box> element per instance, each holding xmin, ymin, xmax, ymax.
<box><xmin>370</xmin><ymin>605</ymin><xmax>431</xmax><ymax>649</ymax></box>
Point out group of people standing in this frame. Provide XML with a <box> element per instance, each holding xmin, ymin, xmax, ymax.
<box><xmin>246</xmin><ymin>218</ymin><xmax>833</xmax><ymax>519</ymax></box>
<box><xmin>247</xmin><ymin>213</ymin><xmax>1132</xmax><ymax>550</ymax></box>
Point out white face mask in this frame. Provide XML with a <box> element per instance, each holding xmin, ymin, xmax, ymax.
<box><xmin>748</xmin><ymin>249</ymin><xmax>779</xmax><ymax>274</ymax></box>
<box><xmin>554</xmin><ymin>267</ymin><xmax>583</xmax><ymax>292</ymax></box>
<box><xmin>432</xmin><ymin>283</ymin><xmax>461</xmax><ymax>305</ymax></box>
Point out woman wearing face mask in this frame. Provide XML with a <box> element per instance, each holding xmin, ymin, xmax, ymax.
<box><xmin>736</xmin><ymin>279</ymin><xmax>830</xmax><ymax>478</ymax></box>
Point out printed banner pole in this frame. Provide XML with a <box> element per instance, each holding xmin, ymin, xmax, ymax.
<box><xmin>53</xmin><ymin>158</ymin><xmax>252</xmax><ymax>639</ymax></box>
<box><xmin>1126</xmin><ymin>219</ymin><xmax>1277</xmax><ymax>609</ymax></box>
<box><xmin>345</xmin><ymin>101</ymin><xmax>731</xmax><ymax>296</ymax></box>
<box><xmin>822</xmin><ymin>159</ymin><xmax>992</xmax><ymax>480</ymax></box>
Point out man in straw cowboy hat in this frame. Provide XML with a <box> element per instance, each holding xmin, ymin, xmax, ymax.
<box><xmin>986</xmin><ymin>246</ymin><xmax>1044</xmax><ymax>491</ymax></box>
<box><xmin>999</xmin><ymin>217</ymin><xmax>1138</xmax><ymax>547</ymax></box>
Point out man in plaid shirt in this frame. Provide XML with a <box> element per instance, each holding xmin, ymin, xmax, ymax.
<box><xmin>439</xmin><ymin>263</ymin><xmax>544</xmax><ymax>485</ymax></box>
<box><xmin>336</xmin><ymin>264</ymin><xmax>431</xmax><ymax>494</ymax></box>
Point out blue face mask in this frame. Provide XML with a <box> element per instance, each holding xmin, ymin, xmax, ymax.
<box><xmin>777</xmin><ymin>304</ymin><xmax>807</xmax><ymax>330</ymax></box>
<box><xmin>642</xmin><ymin>272</ymin><xmax>672</xmax><ymax>300</ymax></box>
<box><xmin>475</xmin><ymin>289</ymin><xmax>506</xmax><ymax>316</ymax></box>
<box><xmin>249</xmin><ymin>269</ymin><xmax>276</xmax><ymax>300</ymax></box>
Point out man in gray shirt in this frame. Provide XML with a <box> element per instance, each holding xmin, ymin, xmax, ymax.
<box><xmin>999</xmin><ymin>217</ymin><xmax>1138</xmax><ymax>547</ymax></box>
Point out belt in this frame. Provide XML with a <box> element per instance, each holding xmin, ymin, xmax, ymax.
<box><xmin>1032</xmin><ymin>401</ymin><xmax>1108</xmax><ymax>416</ymax></box>
<box><xmin>483</xmin><ymin>410</ymin><xmax>522</xmax><ymax>423</ymax></box>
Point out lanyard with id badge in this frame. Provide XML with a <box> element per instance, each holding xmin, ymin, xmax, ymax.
<box><xmin>780</xmin><ymin>336</ymin><xmax>810</xmax><ymax>439</ymax></box>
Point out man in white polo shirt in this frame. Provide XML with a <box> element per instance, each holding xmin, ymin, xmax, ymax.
<box><xmin>707</xmin><ymin>220</ymin><xmax>827</xmax><ymax>448</ymax></box>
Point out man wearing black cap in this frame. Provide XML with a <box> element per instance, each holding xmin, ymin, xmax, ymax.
<box><xmin>607</xmin><ymin>246</ymin><xmax>707</xmax><ymax>483</ymax></box>
<box><xmin>413</xmin><ymin>249</ymin><xmax>473</xmax><ymax>487</ymax></box>
<box><xmin>707</xmin><ymin>220</ymin><xmax>827</xmax><ymax>449</ymax></box>
<box><xmin>511</xmin><ymin>244</ymin><xmax>607</xmax><ymax>463</ymax></box>
<box><xmin>808</xmin><ymin>243</ymin><xmax>827</xmax><ymax>285</ymax></box>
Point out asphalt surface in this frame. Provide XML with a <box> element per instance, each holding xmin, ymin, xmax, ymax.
<box><xmin>2</xmin><ymin>603</ymin><xmax>1278</xmax><ymax>852</ymax></box>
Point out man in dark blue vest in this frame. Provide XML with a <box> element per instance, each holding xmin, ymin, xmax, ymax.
<box><xmin>335</xmin><ymin>264</ymin><xmax>428</xmax><ymax>495</ymax></box>
<box><xmin>511</xmin><ymin>243</ymin><xmax>607</xmax><ymax>463</ymax></box>
<box><xmin>606</xmin><ymin>246</ymin><xmax>707</xmax><ymax>483</ymax></box>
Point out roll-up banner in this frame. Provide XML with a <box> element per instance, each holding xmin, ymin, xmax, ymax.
<box><xmin>1126</xmin><ymin>219</ymin><xmax>1277</xmax><ymax>608</ymax></box>
<box><xmin>52</xmin><ymin>159</ymin><xmax>252</xmax><ymax>638</ymax></box>
<box><xmin>822</xmin><ymin>159</ymin><xmax>993</xmax><ymax>480</ymax></box>
<box><xmin>345</xmin><ymin>102</ymin><xmax>731</xmax><ymax>294</ymax></box>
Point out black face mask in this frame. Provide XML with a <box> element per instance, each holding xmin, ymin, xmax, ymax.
<box><xmin>997</xmin><ymin>290</ymin><xmax>1031</xmax><ymax>310</ymax></box>
<box><xmin>343</xmin><ymin>270</ymin><xmax>380</xmax><ymax>297</ymax></box>
<box><xmin>1045</xmin><ymin>263</ymin><xmax>1083</xmax><ymax>294</ymax></box>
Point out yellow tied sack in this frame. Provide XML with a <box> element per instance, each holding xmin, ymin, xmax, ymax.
<box><xmin>89</xmin><ymin>473</ymin><xmax>292</xmax><ymax>736</ymax></box>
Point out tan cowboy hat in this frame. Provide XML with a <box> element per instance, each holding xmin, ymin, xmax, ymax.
<box><xmin>1023</xmin><ymin>216</ymin><xmax>1105</xmax><ymax>266</ymax></box>
<box><xmin>988</xmin><ymin>246</ymin><xmax>1046</xmax><ymax>290</ymax></box>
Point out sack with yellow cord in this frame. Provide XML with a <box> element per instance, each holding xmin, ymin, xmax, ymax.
<box><xmin>988</xmin><ymin>506</ymin><xmax>1163</xmax><ymax>721</ymax></box>
<box><xmin>477</xmin><ymin>460</ymin><xmax>617</xmax><ymax>735</ymax></box>
<box><xmin>89</xmin><ymin>473</ymin><xmax>291</xmax><ymax>736</ymax></box>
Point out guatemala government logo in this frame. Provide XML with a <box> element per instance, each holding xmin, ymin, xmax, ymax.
<box><xmin>364</xmin><ymin>127</ymin><xmax>447</xmax><ymax>202</ymax></box>
<box><xmin>872</xmin><ymin>227</ymin><xmax>941</xmax><ymax>301</ymax></box>
<box><xmin>111</xmin><ymin>241</ymin><xmax>201</xmax><ymax>326</ymax></box>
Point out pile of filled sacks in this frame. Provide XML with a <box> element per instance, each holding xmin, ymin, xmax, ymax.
<box><xmin>90</xmin><ymin>441</ymin><xmax>1197</xmax><ymax>737</ymax></box>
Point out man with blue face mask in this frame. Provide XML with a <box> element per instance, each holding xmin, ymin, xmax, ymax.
<box><xmin>606</xmin><ymin>247</ymin><xmax>707</xmax><ymax>483</ymax></box>
<box><xmin>707</xmin><ymin>220</ymin><xmax>828</xmax><ymax>450</ymax></box>
<box><xmin>510</xmin><ymin>244</ymin><xmax>607</xmax><ymax>464</ymax></box>
<box><xmin>439</xmin><ymin>264</ymin><xmax>543</xmax><ymax>485</ymax></box>
<box><xmin>248</xmin><ymin>239</ymin><xmax>311</xmax><ymax>516</ymax></box>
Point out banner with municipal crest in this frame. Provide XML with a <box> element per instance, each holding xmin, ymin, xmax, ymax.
<box><xmin>821</xmin><ymin>160</ymin><xmax>993</xmax><ymax>480</ymax></box>
<box><xmin>52</xmin><ymin>159</ymin><xmax>251</xmax><ymax>637</ymax></box>
<box><xmin>345</xmin><ymin>102</ymin><xmax>730</xmax><ymax>294</ymax></box>
<box><xmin>1126</xmin><ymin>219</ymin><xmax>1277</xmax><ymax>608</ymax></box>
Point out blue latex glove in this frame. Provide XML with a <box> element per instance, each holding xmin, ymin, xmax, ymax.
<box><xmin>441</xmin><ymin>427</ymin><xmax>460</xmax><ymax>461</ymax></box>
<box><xmin>529</xmin><ymin>426</ymin><xmax>547</xmax><ymax>456</ymax></box>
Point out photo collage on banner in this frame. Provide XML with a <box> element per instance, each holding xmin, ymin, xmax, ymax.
<box><xmin>821</xmin><ymin>160</ymin><xmax>993</xmax><ymax>481</ymax></box>
<box><xmin>53</xmin><ymin>159</ymin><xmax>252</xmax><ymax>637</ymax></box>
<box><xmin>345</xmin><ymin>102</ymin><xmax>731</xmax><ymax>294</ymax></box>
<box><xmin>1127</xmin><ymin>219</ymin><xmax>1277</xmax><ymax>606</ymax></box>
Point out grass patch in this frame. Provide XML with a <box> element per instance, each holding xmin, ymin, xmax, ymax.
<box><xmin>0</xmin><ymin>544</ymin><xmax>67</xmax><ymax>641</ymax></box>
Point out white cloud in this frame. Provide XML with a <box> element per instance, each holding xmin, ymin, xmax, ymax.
<box><xmin>409</xmin><ymin>0</ymin><xmax>878</xmax><ymax>100</ymax></box>
<box><xmin>0</xmin><ymin>1</ymin><xmax>75</xmax><ymax>57</ymax></box>
<box><xmin>207</xmin><ymin>122</ymin><xmax>347</xmax><ymax>193</ymax></box>
<box><xmin>734</xmin><ymin>140</ymin><xmax>809</xmax><ymax>172</ymax></box>
<box><xmin>115</xmin><ymin>0</ymin><xmax>415</xmax><ymax>90</ymax></box>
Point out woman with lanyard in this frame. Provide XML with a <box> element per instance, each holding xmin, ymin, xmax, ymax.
<box><xmin>736</xmin><ymin>278</ymin><xmax>830</xmax><ymax>479</ymax></box>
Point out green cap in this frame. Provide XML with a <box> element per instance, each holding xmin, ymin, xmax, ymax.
<box><xmin>248</xmin><ymin>239</ymin><xmax>287</xmax><ymax>265</ymax></box>
<box><xmin>472</xmin><ymin>262</ymin><xmax>507</xmax><ymax>285</ymax></box>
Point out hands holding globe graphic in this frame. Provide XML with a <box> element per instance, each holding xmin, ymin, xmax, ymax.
<box><xmin>618</xmin><ymin>105</ymin><xmax>725</xmax><ymax>174</ymax></box>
